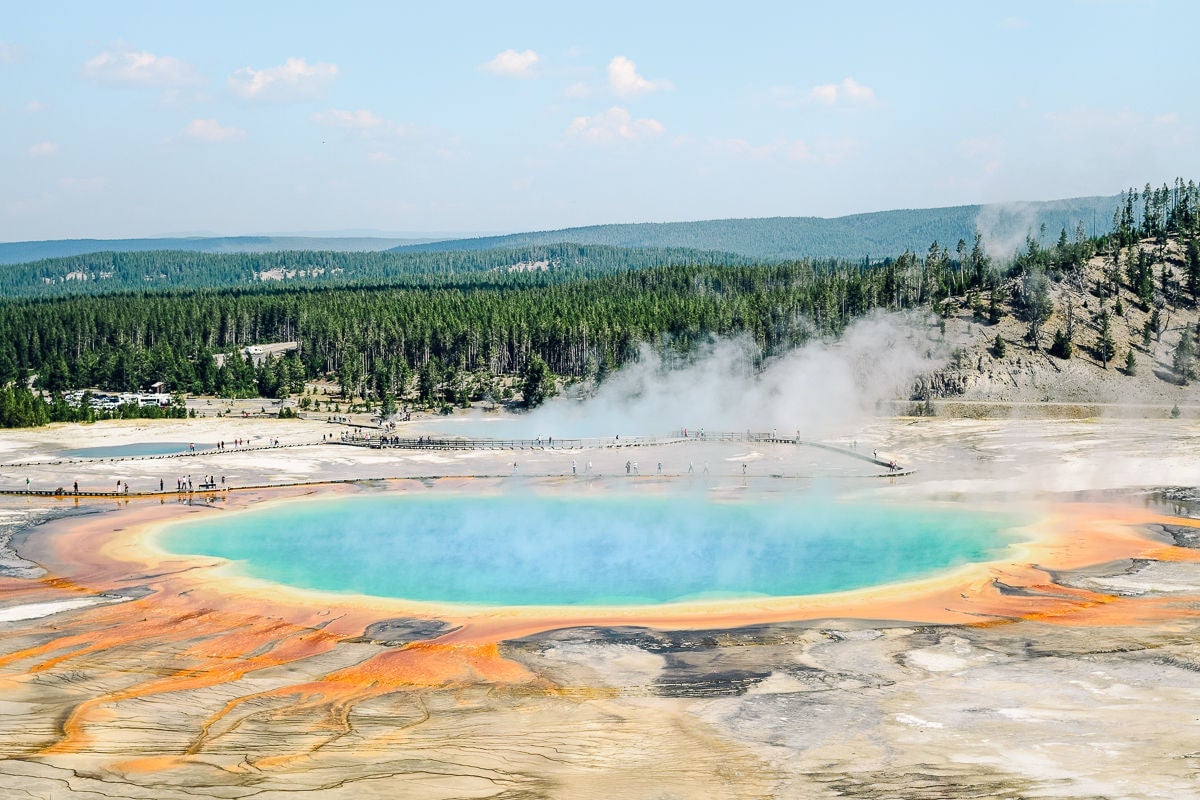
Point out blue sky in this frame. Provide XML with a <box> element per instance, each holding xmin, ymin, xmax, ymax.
<box><xmin>2</xmin><ymin>1</ymin><xmax>1197</xmax><ymax>240</ymax></box>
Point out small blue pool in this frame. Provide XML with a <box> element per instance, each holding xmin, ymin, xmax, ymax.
<box><xmin>63</xmin><ymin>442</ymin><xmax>214</xmax><ymax>458</ymax></box>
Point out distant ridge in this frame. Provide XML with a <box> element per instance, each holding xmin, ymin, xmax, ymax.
<box><xmin>0</xmin><ymin>194</ymin><xmax>1123</xmax><ymax>267</ymax></box>
<box><xmin>0</xmin><ymin>236</ymin><xmax>438</xmax><ymax>265</ymax></box>
<box><xmin>391</xmin><ymin>196</ymin><xmax>1122</xmax><ymax>260</ymax></box>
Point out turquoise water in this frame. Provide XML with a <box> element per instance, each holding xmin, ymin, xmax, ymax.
<box><xmin>65</xmin><ymin>442</ymin><xmax>214</xmax><ymax>458</ymax></box>
<box><xmin>159</xmin><ymin>495</ymin><xmax>1023</xmax><ymax>607</ymax></box>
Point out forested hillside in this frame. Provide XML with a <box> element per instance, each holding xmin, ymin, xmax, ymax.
<box><xmin>2</xmin><ymin>180</ymin><xmax>1196</xmax><ymax>427</ymax></box>
<box><xmin>0</xmin><ymin>236</ymin><xmax>429</xmax><ymax>265</ymax></box>
<box><xmin>0</xmin><ymin>256</ymin><xmax>919</xmax><ymax>399</ymax></box>
<box><xmin>392</xmin><ymin>196</ymin><xmax>1122</xmax><ymax>260</ymax></box>
<box><xmin>0</xmin><ymin>244</ymin><xmax>749</xmax><ymax>298</ymax></box>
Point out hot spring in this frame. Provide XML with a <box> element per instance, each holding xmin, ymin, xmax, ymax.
<box><xmin>64</xmin><ymin>442</ymin><xmax>214</xmax><ymax>458</ymax></box>
<box><xmin>158</xmin><ymin>494</ymin><xmax>1025</xmax><ymax>607</ymax></box>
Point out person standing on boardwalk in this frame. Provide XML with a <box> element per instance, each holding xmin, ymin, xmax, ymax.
<box><xmin>73</xmin><ymin>481</ymin><xmax>78</xmax><ymax>494</ymax></box>
<box><xmin>159</xmin><ymin>478</ymin><xmax>164</xmax><ymax>492</ymax></box>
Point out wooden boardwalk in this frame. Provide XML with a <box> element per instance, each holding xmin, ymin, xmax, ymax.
<box><xmin>0</xmin><ymin>430</ymin><xmax>911</xmax><ymax>498</ymax></box>
<box><xmin>336</xmin><ymin>430</ymin><xmax>910</xmax><ymax>473</ymax></box>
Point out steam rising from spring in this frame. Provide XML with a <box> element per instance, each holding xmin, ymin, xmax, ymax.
<box><xmin>974</xmin><ymin>202</ymin><xmax>1041</xmax><ymax>261</ymax></box>
<box><xmin>514</xmin><ymin>310</ymin><xmax>946</xmax><ymax>438</ymax></box>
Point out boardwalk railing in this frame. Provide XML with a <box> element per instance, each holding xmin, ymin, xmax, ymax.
<box><xmin>336</xmin><ymin>433</ymin><xmax>691</xmax><ymax>451</ymax></box>
<box><xmin>0</xmin><ymin>431</ymin><xmax>910</xmax><ymax>497</ymax></box>
<box><xmin>333</xmin><ymin>430</ymin><xmax>906</xmax><ymax>472</ymax></box>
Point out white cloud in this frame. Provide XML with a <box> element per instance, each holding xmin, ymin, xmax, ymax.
<box><xmin>184</xmin><ymin>118</ymin><xmax>246</xmax><ymax>143</ymax></box>
<box><xmin>567</xmin><ymin>106</ymin><xmax>664</xmax><ymax>142</ymax></box>
<box><xmin>481</xmin><ymin>49</ymin><xmax>539</xmax><ymax>78</ymax></box>
<box><xmin>313</xmin><ymin>108</ymin><xmax>385</xmax><ymax>129</ymax></box>
<box><xmin>25</xmin><ymin>100</ymin><xmax>44</xmax><ymax>113</ymax></box>
<box><xmin>82</xmin><ymin>46</ymin><xmax>204</xmax><ymax>87</ymax></box>
<box><xmin>0</xmin><ymin>42</ymin><xmax>27</xmax><ymax>64</ymax></box>
<box><xmin>607</xmin><ymin>56</ymin><xmax>672</xmax><ymax>96</ymax></box>
<box><xmin>312</xmin><ymin>108</ymin><xmax>411</xmax><ymax>137</ymax></box>
<box><xmin>228</xmin><ymin>57</ymin><xmax>337</xmax><ymax>102</ymax></box>
<box><xmin>28</xmin><ymin>141</ymin><xmax>58</xmax><ymax>157</ymax></box>
<box><xmin>807</xmin><ymin>77</ymin><xmax>875</xmax><ymax>106</ymax></box>
<box><xmin>564</xmin><ymin>82</ymin><xmax>592</xmax><ymax>98</ymax></box>
<box><xmin>767</xmin><ymin>78</ymin><xmax>876</xmax><ymax>109</ymax></box>
<box><xmin>808</xmin><ymin>84</ymin><xmax>839</xmax><ymax>105</ymax></box>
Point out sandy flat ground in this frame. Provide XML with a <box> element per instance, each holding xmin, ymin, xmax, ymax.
<box><xmin>1</xmin><ymin>413</ymin><xmax>1199</xmax><ymax>798</ymax></box>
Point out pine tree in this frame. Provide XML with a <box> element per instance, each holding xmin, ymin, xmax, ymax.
<box><xmin>1014</xmin><ymin>270</ymin><xmax>1053</xmax><ymax>349</ymax></box>
<box><xmin>1096</xmin><ymin>310</ymin><xmax>1116</xmax><ymax>368</ymax></box>
<box><xmin>1050</xmin><ymin>328</ymin><xmax>1073</xmax><ymax>359</ymax></box>
<box><xmin>991</xmin><ymin>335</ymin><xmax>1006</xmax><ymax>358</ymax></box>
<box><xmin>519</xmin><ymin>353</ymin><xmax>556</xmax><ymax>408</ymax></box>
<box><xmin>1123</xmin><ymin>348</ymin><xmax>1136</xmax><ymax>375</ymax></box>
<box><xmin>1173</xmin><ymin>329</ymin><xmax>1196</xmax><ymax>383</ymax></box>
<box><xmin>987</xmin><ymin>288</ymin><xmax>1002</xmax><ymax>324</ymax></box>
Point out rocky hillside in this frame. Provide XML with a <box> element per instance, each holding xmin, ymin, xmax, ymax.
<box><xmin>919</xmin><ymin>235</ymin><xmax>1200</xmax><ymax>408</ymax></box>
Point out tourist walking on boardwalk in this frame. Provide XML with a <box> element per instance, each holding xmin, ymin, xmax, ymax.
<box><xmin>160</xmin><ymin>478</ymin><xmax>164</xmax><ymax>491</ymax></box>
<box><xmin>73</xmin><ymin>481</ymin><xmax>78</xmax><ymax>494</ymax></box>
<box><xmin>572</xmin><ymin>460</ymin><xmax>577</xmax><ymax>475</ymax></box>
<box><xmin>742</xmin><ymin>463</ymin><xmax>747</xmax><ymax>476</ymax></box>
<box><xmin>625</xmin><ymin>460</ymin><xmax>631</xmax><ymax>475</ymax></box>
<box><xmin>657</xmin><ymin>462</ymin><xmax>662</xmax><ymax>474</ymax></box>
<box><xmin>703</xmin><ymin>462</ymin><xmax>710</xmax><ymax>474</ymax></box>
<box><xmin>688</xmin><ymin>462</ymin><xmax>694</xmax><ymax>474</ymax></box>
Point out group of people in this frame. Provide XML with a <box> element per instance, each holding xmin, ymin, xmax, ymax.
<box><xmin>175</xmin><ymin>475</ymin><xmax>225</xmax><ymax>492</ymax></box>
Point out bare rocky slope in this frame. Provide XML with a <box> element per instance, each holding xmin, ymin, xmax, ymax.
<box><xmin>911</xmin><ymin>235</ymin><xmax>1200</xmax><ymax>412</ymax></box>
